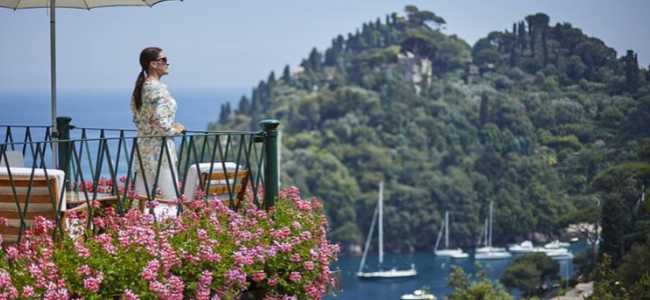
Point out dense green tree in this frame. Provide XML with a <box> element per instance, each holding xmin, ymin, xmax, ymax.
<box><xmin>448</xmin><ymin>265</ymin><xmax>516</xmax><ymax>300</ymax></box>
<box><xmin>501</xmin><ymin>253</ymin><xmax>559</xmax><ymax>297</ymax></box>
<box><xmin>400</xmin><ymin>31</ymin><xmax>439</xmax><ymax>61</ymax></box>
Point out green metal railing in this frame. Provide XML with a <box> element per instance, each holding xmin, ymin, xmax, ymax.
<box><xmin>0</xmin><ymin>118</ymin><xmax>280</xmax><ymax>243</ymax></box>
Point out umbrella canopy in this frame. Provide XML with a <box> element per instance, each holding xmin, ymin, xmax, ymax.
<box><xmin>0</xmin><ymin>0</ymin><xmax>182</xmax><ymax>134</ymax></box>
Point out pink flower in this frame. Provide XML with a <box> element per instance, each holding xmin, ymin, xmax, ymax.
<box><xmin>196</xmin><ymin>270</ymin><xmax>212</xmax><ymax>300</ymax></box>
<box><xmin>83</xmin><ymin>276</ymin><xmax>102</xmax><ymax>292</ymax></box>
<box><xmin>267</xmin><ymin>277</ymin><xmax>279</xmax><ymax>287</ymax></box>
<box><xmin>225</xmin><ymin>269</ymin><xmax>246</xmax><ymax>285</ymax></box>
<box><xmin>74</xmin><ymin>241</ymin><xmax>91</xmax><ymax>258</ymax></box>
<box><xmin>289</xmin><ymin>271</ymin><xmax>302</xmax><ymax>282</ymax></box>
<box><xmin>141</xmin><ymin>259</ymin><xmax>160</xmax><ymax>281</ymax></box>
<box><xmin>304</xmin><ymin>261</ymin><xmax>315</xmax><ymax>271</ymax></box>
<box><xmin>292</xmin><ymin>221</ymin><xmax>301</xmax><ymax>230</ymax></box>
<box><xmin>251</xmin><ymin>271</ymin><xmax>267</xmax><ymax>282</ymax></box>
<box><xmin>22</xmin><ymin>285</ymin><xmax>35</xmax><ymax>297</ymax></box>
<box><xmin>5</xmin><ymin>247</ymin><xmax>19</xmax><ymax>260</ymax></box>
<box><xmin>77</xmin><ymin>265</ymin><xmax>92</xmax><ymax>276</ymax></box>
<box><xmin>123</xmin><ymin>289</ymin><xmax>140</xmax><ymax>300</ymax></box>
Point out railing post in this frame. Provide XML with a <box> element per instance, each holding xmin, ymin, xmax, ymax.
<box><xmin>56</xmin><ymin>116</ymin><xmax>72</xmax><ymax>190</ymax></box>
<box><xmin>260</xmin><ymin>119</ymin><xmax>280</xmax><ymax>210</ymax></box>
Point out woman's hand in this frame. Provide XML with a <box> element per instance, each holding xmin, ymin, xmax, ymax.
<box><xmin>172</xmin><ymin>122</ymin><xmax>186</xmax><ymax>134</ymax></box>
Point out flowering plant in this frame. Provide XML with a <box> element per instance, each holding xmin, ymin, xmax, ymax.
<box><xmin>0</xmin><ymin>186</ymin><xmax>339</xmax><ymax>300</ymax></box>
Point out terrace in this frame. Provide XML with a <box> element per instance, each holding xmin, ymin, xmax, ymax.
<box><xmin>0</xmin><ymin>117</ymin><xmax>280</xmax><ymax>243</ymax></box>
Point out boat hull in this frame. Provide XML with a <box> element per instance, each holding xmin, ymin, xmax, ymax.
<box><xmin>475</xmin><ymin>251</ymin><xmax>512</xmax><ymax>260</ymax></box>
<box><xmin>434</xmin><ymin>249</ymin><xmax>465</xmax><ymax>257</ymax></box>
<box><xmin>450</xmin><ymin>252</ymin><xmax>469</xmax><ymax>259</ymax></box>
<box><xmin>401</xmin><ymin>293</ymin><xmax>437</xmax><ymax>300</ymax></box>
<box><xmin>356</xmin><ymin>268</ymin><xmax>418</xmax><ymax>279</ymax></box>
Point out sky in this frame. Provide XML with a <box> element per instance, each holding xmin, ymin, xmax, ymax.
<box><xmin>0</xmin><ymin>0</ymin><xmax>649</xmax><ymax>93</ymax></box>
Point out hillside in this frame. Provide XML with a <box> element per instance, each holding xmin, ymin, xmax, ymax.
<box><xmin>211</xmin><ymin>6</ymin><xmax>650</xmax><ymax>253</ymax></box>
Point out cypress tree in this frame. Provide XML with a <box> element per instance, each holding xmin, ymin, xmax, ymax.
<box><xmin>257</xmin><ymin>80</ymin><xmax>268</xmax><ymax>104</ymax></box>
<box><xmin>251</xmin><ymin>88</ymin><xmax>260</xmax><ymax>117</ymax></box>
<box><xmin>336</xmin><ymin>35</ymin><xmax>345</xmax><ymax>50</ymax></box>
<box><xmin>624</xmin><ymin>50</ymin><xmax>640</xmax><ymax>93</ymax></box>
<box><xmin>308</xmin><ymin>48</ymin><xmax>323</xmax><ymax>71</ymax></box>
<box><xmin>600</xmin><ymin>194</ymin><xmax>626</xmax><ymax>265</ymax></box>
<box><xmin>225</xmin><ymin>102</ymin><xmax>231</xmax><ymax>117</ymax></box>
<box><xmin>324</xmin><ymin>38</ymin><xmax>341</xmax><ymax>66</ymax></box>
<box><xmin>539</xmin><ymin>14</ymin><xmax>550</xmax><ymax>66</ymax></box>
<box><xmin>346</xmin><ymin>33</ymin><xmax>354</xmax><ymax>52</ymax></box>
<box><xmin>509</xmin><ymin>46</ymin><xmax>517</xmax><ymax>68</ymax></box>
<box><xmin>518</xmin><ymin>21</ymin><xmax>526</xmax><ymax>51</ymax></box>
<box><xmin>529</xmin><ymin>21</ymin><xmax>535</xmax><ymax>56</ymax></box>
<box><xmin>282</xmin><ymin>65</ymin><xmax>291</xmax><ymax>83</ymax></box>
<box><xmin>219</xmin><ymin>103</ymin><xmax>232</xmax><ymax>124</ymax></box>
<box><xmin>268</xmin><ymin>71</ymin><xmax>276</xmax><ymax>89</ymax></box>
<box><xmin>238</xmin><ymin>95</ymin><xmax>250</xmax><ymax>115</ymax></box>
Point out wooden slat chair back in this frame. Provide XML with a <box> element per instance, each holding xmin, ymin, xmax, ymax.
<box><xmin>200</xmin><ymin>168</ymin><xmax>249</xmax><ymax>209</ymax></box>
<box><xmin>0</xmin><ymin>167</ymin><xmax>67</xmax><ymax>246</ymax></box>
<box><xmin>152</xmin><ymin>162</ymin><xmax>249</xmax><ymax>215</ymax></box>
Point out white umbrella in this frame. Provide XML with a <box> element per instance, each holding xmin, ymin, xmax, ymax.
<box><xmin>0</xmin><ymin>0</ymin><xmax>182</xmax><ymax>134</ymax></box>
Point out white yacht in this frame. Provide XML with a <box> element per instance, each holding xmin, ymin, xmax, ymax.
<box><xmin>508</xmin><ymin>240</ymin><xmax>537</xmax><ymax>254</ymax></box>
<box><xmin>356</xmin><ymin>182</ymin><xmax>418</xmax><ymax>279</ymax></box>
<box><xmin>544</xmin><ymin>240</ymin><xmax>570</xmax><ymax>249</ymax></box>
<box><xmin>434</xmin><ymin>211</ymin><xmax>467</xmax><ymax>258</ymax></box>
<box><xmin>401</xmin><ymin>288</ymin><xmax>437</xmax><ymax>300</ymax></box>
<box><xmin>474</xmin><ymin>202</ymin><xmax>511</xmax><ymax>260</ymax></box>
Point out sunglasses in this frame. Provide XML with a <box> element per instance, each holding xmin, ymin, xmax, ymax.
<box><xmin>156</xmin><ymin>57</ymin><xmax>168</xmax><ymax>63</ymax></box>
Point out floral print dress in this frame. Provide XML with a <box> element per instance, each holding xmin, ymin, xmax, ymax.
<box><xmin>131</xmin><ymin>80</ymin><xmax>178</xmax><ymax>177</ymax></box>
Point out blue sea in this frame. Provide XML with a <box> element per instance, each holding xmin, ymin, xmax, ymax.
<box><xmin>0</xmin><ymin>89</ymin><xmax>581</xmax><ymax>299</ymax></box>
<box><xmin>324</xmin><ymin>246</ymin><xmax>580</xmax><ymax>300</ymax></box>
<box><xmin>0</xmin><ymin>88</ymin><xmax>247</xmax><ymax>131</ymax></box>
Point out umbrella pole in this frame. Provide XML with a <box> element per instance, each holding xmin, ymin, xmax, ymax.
<box><xmin>50</xmin><ymin>0</ymin><xmax>58</xmax><ymax>168</ymax></box>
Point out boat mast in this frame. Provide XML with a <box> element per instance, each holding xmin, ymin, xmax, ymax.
<box><xmin>378</xmin><ymin>181</ymin><xmax>384</xmax><ymax>265</ymax></box>
<box><xmin>434</xmin><ymin>217</ymin><xmax>444</xmax><ymax>251</ymax></box>
<box><xmin>358</xmin><ymin>202</ymin><xmax>379</xmax><ymax>274</ymax></box>
<box><xmin>445</xmin><ymin>211</ymin><xmax>450</xmax><ymax>249</ymax></box>
<box><xmin>488</xmin><ymin>201</ymin><xmax>493</xmax><ymax>248</ymax></box>
<box><xmin>483</xmin><ymin>218</ymin><xmax>488</xmax><ymax>246</ymax></box>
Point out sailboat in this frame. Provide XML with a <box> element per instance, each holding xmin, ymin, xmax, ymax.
<box><xmin>357</xmin><ymin>182</ymin><xmax>418</xmax><ymax>279</ymax></box>
<box><xmin>474</xmin><ymin>201</ymin><xmax>511</xmax><ymax>260</ymax></box>
<box><xmin>434</xmin><ymin>211</ymin><xmax>468</xmax><ymax>258</ymax></box>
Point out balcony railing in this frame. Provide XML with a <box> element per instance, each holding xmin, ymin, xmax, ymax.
<box><xmin>0</xmin><ymin>118</ymin><xmax>280</xmax><ymax>243</ymax></box>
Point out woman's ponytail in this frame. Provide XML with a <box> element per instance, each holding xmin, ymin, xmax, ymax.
<box><xmin>132</xmin><ymin>69</ymin><xmax>146</xmax><ymax>110</ymax></box>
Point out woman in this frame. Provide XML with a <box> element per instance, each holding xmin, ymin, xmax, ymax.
<box><xmin>131</xmin><ymin>47</ymin><xmax>185</xmax><ymax>200</ymax></box>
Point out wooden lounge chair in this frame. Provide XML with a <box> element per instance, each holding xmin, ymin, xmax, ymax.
<box><xmin>0</xmin><ymin>167</ymin><xmax>73</xmax><ymax>245</ymax></box>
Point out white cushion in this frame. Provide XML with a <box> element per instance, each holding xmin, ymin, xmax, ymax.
<box><xmin>182</xmin><ymin>162</ymin><xmax>242</xmax><ymax>201</ymax></box>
